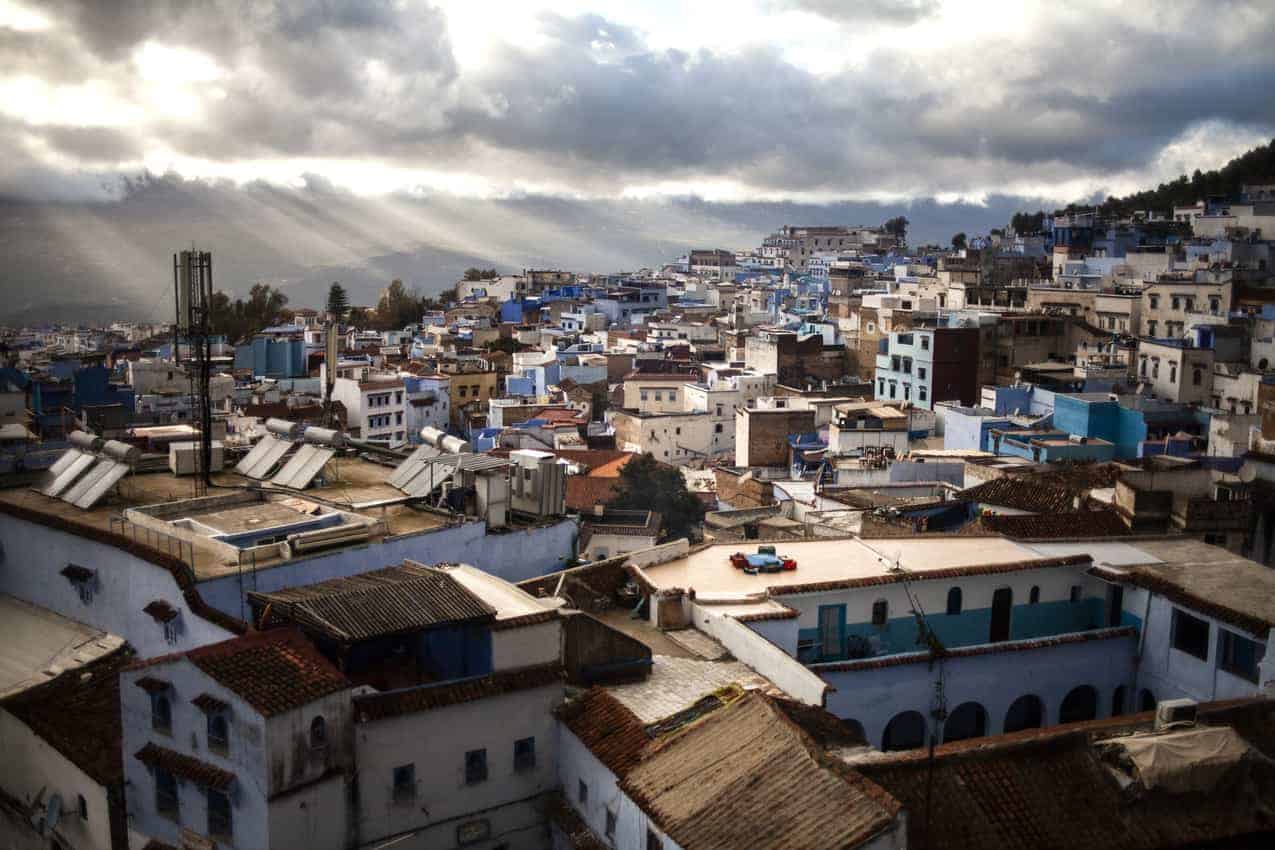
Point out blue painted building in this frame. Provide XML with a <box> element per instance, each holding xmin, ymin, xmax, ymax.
<box><xmin>234</xmin><ymin>336</ymin><xmax>307</xmax><ymax>379</ymax></box>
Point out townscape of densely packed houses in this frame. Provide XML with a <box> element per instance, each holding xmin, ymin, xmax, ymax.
<box><xmin>3</xmin><ymin>194</ymin><xmax>1275</xmax><ymax>850</ymax></box>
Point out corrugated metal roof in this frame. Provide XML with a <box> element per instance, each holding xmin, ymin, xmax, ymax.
<box><xmin>248</xmin><ymin>563</ymin><xmax>496</xmax><ymax>641</ymax></box>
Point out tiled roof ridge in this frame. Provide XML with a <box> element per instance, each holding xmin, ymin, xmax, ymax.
<box><xmin>354</xmin><ymin>662</ymin><xmax>563</xmax><ymax>722</ymax></box>
<box><xmin>768</xmin><ymin>553</ymin><xmax>1092</xmax><ymax>596</ymax></box>
<box><xmin>1090</xmin><ymin>565</ymin><xmax>1271</xmax><ymax>636</ymax></box>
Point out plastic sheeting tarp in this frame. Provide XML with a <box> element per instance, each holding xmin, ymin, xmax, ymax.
<box><xmin>1105</xmin><ymin>726</ymin><xmax>1253</xmax><ymax>794</ymax></box>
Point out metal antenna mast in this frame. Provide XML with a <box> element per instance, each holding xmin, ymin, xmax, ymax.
<box><xmin>174</xmin><ymin>249</ymin><xmax>215</xmax><ymax>496</ymax></box>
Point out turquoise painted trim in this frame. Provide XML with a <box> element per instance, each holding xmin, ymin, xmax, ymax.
<box><xmin>800</xmin><ymin>597</ymin><xmax>1118</xmax><ymax>662</ymax></box>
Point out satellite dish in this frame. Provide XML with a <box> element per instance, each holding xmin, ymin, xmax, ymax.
<box><xmin>46</xmin><ymin>793</ymin><xmax>63</xmax><ymax>834</ymax></box>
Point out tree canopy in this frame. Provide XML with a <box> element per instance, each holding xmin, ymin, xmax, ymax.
<box><xmin>209</xmin><ymin>283</ymin><xmax>290</xmax><ymax>342</ymax></box>
<box><xmin>951</xmin><ymin>232</ymin><xmax>967</xmax><ymax>250</ymax></box>
<box><xmin>463</xmin><ymin>267</ymin><xmax>499</xmax><ymax>281</ymax></box>
<box><xmin>609</xmin><ymin>453</ymin><xmax>705</xmax><ymax>542</ymax></box>
<box><xmin>325</xmin><ymin>282</ymin><xmax>349</xmax><ymax>321</ymax></box>
<box><xmin>882</xmin><ymin>215</ymin><xmax>909</xmax><ymax>244</ymax></box>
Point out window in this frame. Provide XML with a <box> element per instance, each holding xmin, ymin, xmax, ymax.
<box><xmin>207</xmin><ymin>713</ymin><xmax>229</xmax><ymax>754</ymax></box>
<box><xmin>151</xmin><ymin>693</ymin><xmax>171</xmax><ymax>733</ymax></box>
<box><xmin>902</xmin><ymin>357</ymin><xmax>912</xmax><ymax>374</ymax></box>
<box><xmin>605</xmin><ymin>808</ymin><xmax>617</xmax><ymax>840</ymax></box>
<box><xmin>393</xmin><ymin>764</ymin><xmax>416</xmax><ymax>802</ymax></box>
<box><xmin>1171</xmin><ymin>608</ymin><xmax>1210</xmax><ymax>660</ymax></box>
<box><xmin>458</xmin><ymin>387</ymin><xmax>467</xmax><ymax>398</ymax></box>
<box><xmin>1171</xmin><ymin>296</ymin><xmax>1180</xmax><ymax>310</ymax></box>
<box><xmin>77</xmin><ymin>794</ymin><xmax>87</xmax><ymax>820</ymax></box>
<box><xmin>946</xmin><ymin>587</ymin><xmax>962</xmax><ymax>616</ymax></box>
<box><xmin>1147</xmin><ymin>320</ymin><xmax>1157</xmax><ymax>337</ymax></box>
<box><xmin>577</xmin><ymin>779</ymin><xmax>589</xmax><ymax>804</ymax></box>
<box><xmin>514</xmin><ymin>737</ymin><xmax>536</xmax><ymax>771</ymax></box>
<box><xmin>640</xmin><ymin>390</ymin><xmax>648</xmax><ymax>401</ymax></box>
<box><xmin>918</xmin><ymin>366</ymin><xmax>926</xmax><ymax>380</ymax></box>
<box><xmin>1068</xmin><ymin>585</ymin><xmax>1082</xmax><ymax>603</ymax></box>
<box><xmin>646</xmin><ymin>829</ymin><xmax>663</xmax><ymax>850</ymax></box>
<box><xmin>465</xmin><ymin>749</ymin><xmax>488</xmax><ymax>785</ymax></box>
<box><xmin>918</xmin><ymin>386</ymin><xmax>927</xmax><ymax>401</ymax></box>
<box><xmin>714</xmin><ymin>423</ymin><xmax>723</xmax><ymax>433</ymax></box>
<box><xmin>921</xmin><ymin>336</ymin><xmax>930</xmax><ymax>350</ymax></box>
<box><xmin>207</xmin><ymin>789</ymin><xmax>232</xmax><ymax>839</ymax></box>
<box><xmin>1218</xmin><ymin>629</ymin><xmax>1263</xmax><ymax>683</ymax></box>
<box><xmin>872</xmin><ymin>599</ymin><xmax>889</xmax><ymax>627</ymax></box>
<box><xmin>1169</xmin><ymin>364</ymin><xmax>1177</xmax><ymax>384</ymax></box>
<box><xmin>155</xmin><ymin>768</ymin><xmax>178</xmax><ymax>818</ymax></box>
<box><xmin>1193</xmin><ymin>368</ymin><xmax>1202</xmax><ymax>385</ymax></box>
<box><xmin>310</xmin><ymin>716</ymin><xmax>327</xmax><ymax>749</ymax></box>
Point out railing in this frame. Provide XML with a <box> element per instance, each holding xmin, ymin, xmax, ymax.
<box><xmin>109</xmin><ymin>515</ymin><xmax>197</xmax><ymax>584</ymax></box>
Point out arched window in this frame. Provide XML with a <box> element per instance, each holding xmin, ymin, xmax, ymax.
<box><xmin>943</xmin><ymin>702</ymin><xmax>988</xmax><ymax>743</ymax></box>
<box><xmin>882</xmin><ymin>711</ymin><xmax>926</xmax><ymax>751</ymax></box>
<box><xmin>1112</xmin><ymin>685</ymin><xmax>1127</xmax><ymax>716</ymax></box>
<box><xmin>1004</xmin><ymin>694</ymin><xmax>1044</xmax><ymax>732</ymax></box>
<box><xmin>1029</xmin><ymin>586</ymin><xmax>1041</xmax><ymax>605</ymax></box>
<box><xmin>945</xmin><ymin>587</ymin><xmax>962</xmax><ymax>616</ymax></box>
<box><xmin>1139</xmin><ymin>689</ymin><xmax>1157</xmax><ymax>712</ymax></box>
<box><xmin>310</xmin><ymin>716</ymin><xmax>327</xmax><ymax>749</ymax></box>
<box><xmin>1060</xmin><ymin>685</ymin><xmax>1098</xmax><ymax>724</ymax></box>
<box><xmin>1192</xmin><ymin>368</ymin><xmax>1203</xmax><ymax>386</ymax></box>
<box><xmin>871</xmin><ymin>599</ymin><xmax>889</xmax><ymax>627</ymax></box>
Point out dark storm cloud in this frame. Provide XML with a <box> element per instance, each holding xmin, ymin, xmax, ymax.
<box><xmin>5</xmin><ymin>0</ymin><xmax>1275</xmax><ymax>202</ymax></box>
<box><xmin>780</xmin><ymin>0</ymin><xmax>940</xmax><ymax>25</ymax></box>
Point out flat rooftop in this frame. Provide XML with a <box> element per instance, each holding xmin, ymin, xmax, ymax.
<box><xmin>0</xmin><ymin>594</ymin><xmax>124</xmax><ymax>699</ymax></box>
<box><xmin>637</xmin><ymin>537</ymin><xmax>1049</xmax><ymax>600</ymax></box>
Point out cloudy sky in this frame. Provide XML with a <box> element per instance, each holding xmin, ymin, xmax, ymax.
<box><xmin>1</xmin><ymin>0</ymin><xmax>1273</xmax><ymax>319</ymax></box>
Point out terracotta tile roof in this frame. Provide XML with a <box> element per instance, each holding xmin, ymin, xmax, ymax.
<box><xmin>960</xmin><ymin>477</ymin><xmax>1077</xmax><ymax>513</ymax></box>
<box><xmin>978</xmin><ymin>509</ymin><xmax>1130</xmax><ymax>539</ymax></box>
<box><xmin>767</xmin><ymin>554</ymin><xmax>1092</xmax><ymax>596</ymax></box>
<box><xmin>565</xmin><ymin>476</ymin><xmax>622</xmax><ymax>511</ymax></box>
<box><xmin>620</xmin><ymin>692</ymin><xmax>900</xmax><ymax>850</ymax></box>
<box><xmin>2</xmin><ymin>648</ymin><xmax>132</xmax><ymax>786</ymax></box>
<box><xmin>857</xmin><ymin>699</ymin><xmax>1275</xmax><ymax>850</ymax></box>
<box><xmin>545</xmin><ymin>790</ymin><xmax>610</xmax><ymax>850</ymax></box>
<box><xmin>1091</xmin><ymin>564</ymin><xmax>1273</xmax><ymax>637</ymax></box>
<box><xmin>354</xmin><ymin>663</ymin><xmax>563</xmax><ymax>723</ymax></box>
<box><xmin>131</xmin><ymin>629</ymin><xmax>349</xmax><ymax>718</ymax></box>
<box><xmin>248</xmin><ymin>563</ymin><xmax>496</xmax><ymax>642</ymax></box>
<box><xmin>556</xmin><ymin>687</ymin><xmax>650</xmax><ymax>777</ymax></box>
<box><xmin>191</xmin><ymin>693</ymin><xmax>230</xmax><ymax>713</ymax></box>
<box><xmin>586</xmin><ymin>454</ymin><xmax>637</xmax><ymax>477</ymax></box>
<box><xmin>135</xmin><ymin>742</ymin><xmax>235</xmax><ymax>790</ymax></box>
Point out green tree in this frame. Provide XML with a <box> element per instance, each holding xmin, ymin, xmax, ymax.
<box><xmin>207</xmin><ymin>283</ymin><xmax>289</xmax><ymax>342</ymax></box>
<box><xmin>882</xmin><ymin>215</ymin><xmax>909</xmax><ymax>245</ymax></box>
<box><xmin>610</xmin><ymin>453</ymin><xmax>705</xmax><ymax>542</ymax></box>
<box><xmin>373</xmin><ymin>279</ymin><xmax>424</xmax><ymax>330</ymax></box>
<box><xmin>326</xmin><ymin>282</ymin><xmax>349</xmax><ymax>321</ymax></box>
<box><xmin>951</xmin><ymin>232</ymin><xmax>967</xmax><ymax>250</ymax></box>
<box><xmin>462</xmin><ymin>267</ymin><xmax>500</xmax><ymax>281</ymax></box>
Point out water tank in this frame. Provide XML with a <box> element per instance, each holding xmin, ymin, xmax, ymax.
<box><xmin>101</xmin><ymin>440</ymin><xmax>142</xmax><ymax>465</ymax></box>
<box><xmin>420</xmin><ymin>426</ymin><xmax>447</xmax><ymax>447</ymax></box>
<box><xmin>440</xmin><ymin>435</ymin><xmax>471</xmax><ymax>454</ymax></box>
<box><xmin>266</xmin><ymin>418</ymin><xmax>301</xmax><ymax>439</ymax></box>
<box><xmin>303</xmin><ymin>427</ymin><xmax>347</xmax><ymax>448</ymax></box>
<box><xmin>68</xmin><ymin>430</ymin><xmax>104</xmax><ymax>452</ymax></box>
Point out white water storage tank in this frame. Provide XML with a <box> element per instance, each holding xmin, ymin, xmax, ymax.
<box><xmin>420</xmin><ymin>426</ymin><xmax>447</xmax><ymax>447</ymax></box>
<box><xmin>266</xmin><ymin>418</ymin><xmax>302</xmax><ymax>439</ymax></box>
<box><xmin>303</xmin><ymin>426</ymin><xmax>347</xmax><ymax>448</ymax></box>
<box><xmin>68</xmin><ymin>430</ymin><xmax>104</xmax><ymax>452</ymax></box>
<box><xmin>440</xmin><ymin>435</ymin><xmax>471</xmax><ymax>454</ymax></box>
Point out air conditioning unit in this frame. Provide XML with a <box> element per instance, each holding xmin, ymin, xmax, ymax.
<box><xmin>1154</xmin><ymin>698</ymin><xmax>1198</xmax><ymax>731</ymax></box>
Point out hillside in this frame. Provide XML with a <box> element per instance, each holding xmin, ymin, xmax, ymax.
<box><xmin>1058</xmin><ymin>137</ymin><xmax>1275</xmax><ymax>217</ymax></box>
